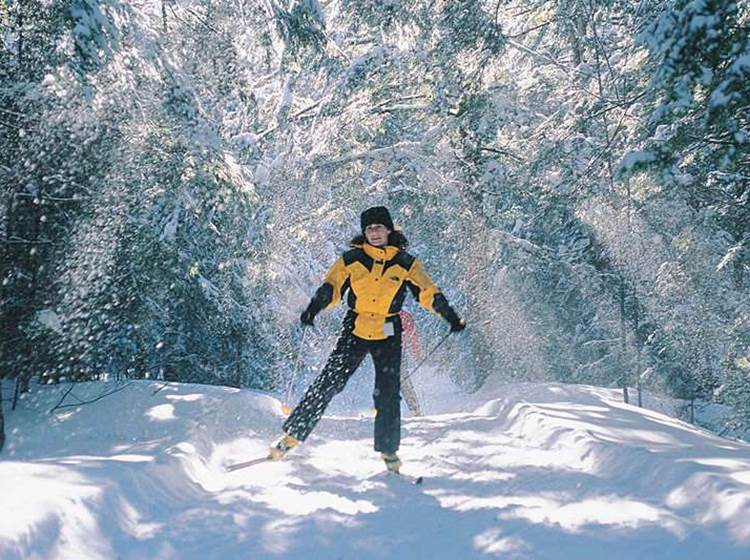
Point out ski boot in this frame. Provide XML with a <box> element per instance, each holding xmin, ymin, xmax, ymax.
<box><xmin>268</xmin><ymin>433</ymin><xmax>299</xmax><ymax>460</ymax></box>
<box><xmin>381</xmin><ymin>452</ymin><xmax>402</xmax><ymax>474</ymax></box>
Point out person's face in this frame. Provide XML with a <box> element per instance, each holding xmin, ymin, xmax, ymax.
<box><xmin>364</xmin><ymin>224</ymin><xmax>391</xmax><ymax>247</ymax></box>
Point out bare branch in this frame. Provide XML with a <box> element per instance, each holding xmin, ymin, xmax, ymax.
<box><xmin>50</xmin><ymin>382</ymin><xmax>135</xmax><ymax>413</ymax></box>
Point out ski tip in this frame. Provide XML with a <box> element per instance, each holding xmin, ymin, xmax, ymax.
<box><xmin>387</xmin><ymin>472</ymin><xmax>423</xmax><ymax>485</ymax></box>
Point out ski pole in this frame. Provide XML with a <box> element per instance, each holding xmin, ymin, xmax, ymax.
<box><xmin>282</xmin><ymin>326</ymin><xmax>308</xmax><ymax>415</ymax></box>
<box><xmin>400</xmin><ymin>331</ymin><xmax>452</xmax><ymax>384</ymax></box>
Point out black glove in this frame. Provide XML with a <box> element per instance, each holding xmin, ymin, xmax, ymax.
<box><xmin>450</xmin><ymin>318</ymin><xmax>466</xmax><ymax>333</ymax></box>
<box><xmin>300</xmin><ymin>308</ymin><xmax>316</xmax><ymax>326</ymax></box>
<box><xmin>300</xmin><ymin>284</ymin><xmax>332</xmax><ymax>327</ymax></box>
<box><xmin>433</xmin><ymin>293</ymin><xmax>464</xmax><ymax>333</ymax></box>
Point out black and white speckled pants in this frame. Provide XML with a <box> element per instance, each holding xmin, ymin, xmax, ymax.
<box><xmin>283</xmin><ymin>312</ymin><xmax>403</xmax><ymax>453</ymax></box>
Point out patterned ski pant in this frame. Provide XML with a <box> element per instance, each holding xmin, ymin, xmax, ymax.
<box><xmin>284</xmin><ymin>312</ymin><xmax>403</xmax><ymax>453</ymax></box>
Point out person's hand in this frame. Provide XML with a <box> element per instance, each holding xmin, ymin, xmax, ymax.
<box><xmin>300</xmin><ymin>309</ymin><xmax>315</xmax><ymax>326</ymax></box>
<box><xmin>450</xmin><ymin>319</ymin><xmax>466</xmax><ymax>333</ymax></box>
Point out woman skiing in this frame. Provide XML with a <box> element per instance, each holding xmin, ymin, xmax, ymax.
<box><xmin>270</xmin><ymin>206</ymin><xmax>465</xmax><ymax>473</ymax></box>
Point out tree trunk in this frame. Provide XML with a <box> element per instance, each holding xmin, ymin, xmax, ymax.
<box><xmin>0</xmin><ymin>381</ymin><xmax>5</xmax><ymax>452</ymax></box>
<box><xmin>162</xmin><ymin>0</ymin><xmax>168</xmax><ymax>32</ymax></box>
<box><xmin>634</xmin><ymin>284</ymin><xmax>643</xmax><ymax>407</ymax></box>
<box><xmin>16</xmin><ymin>2</ymin><xmax>24</xmax><ymax>72</ymax></box>
<box><xmin>619</xmin><ymin>278</ymin><xmax>629</xmax><ymax>404</ymax></box>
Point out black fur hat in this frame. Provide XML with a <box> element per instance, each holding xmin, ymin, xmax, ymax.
<box><xmin>360</xmin><ymin>206</ymin><xmax>394</xmax><ymax>233</ymax></box>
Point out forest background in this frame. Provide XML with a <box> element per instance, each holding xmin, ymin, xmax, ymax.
<box><xmin>1</xmin><ymin>0</ymin><xmax>748</xmax><ymax>449</ymax></box>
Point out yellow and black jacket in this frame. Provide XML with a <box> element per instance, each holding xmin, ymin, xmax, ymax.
<box><xmin>305</xmin><ymin>242</ymin><xmax>460</xmax><ymax>340</ymax></box>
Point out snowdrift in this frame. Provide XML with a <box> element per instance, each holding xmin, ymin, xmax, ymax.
<box><xmin>2</xmin><ymin>379</ymin><xmax>750</xmax><ymax>559</ymax></box>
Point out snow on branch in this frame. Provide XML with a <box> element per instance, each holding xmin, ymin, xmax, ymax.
<box><xmin>492</xmin><ymin>229</ymin><xmax>544</xmax><ymax>256</ymax></box>
<box><xmin>716</xmin><ymin>244</ymin><xmax>744</xmax><ymax>273</ymax></box>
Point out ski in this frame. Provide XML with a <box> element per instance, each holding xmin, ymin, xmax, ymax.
<box><xmin>225</xmin><ymin>456</ymin><xmax>273</xmax><ymax>472</ymax></box>
<box><xmin>225</xmin><ymin>457</ymin><xmax>423</xmax><ymax>484</ymax></box>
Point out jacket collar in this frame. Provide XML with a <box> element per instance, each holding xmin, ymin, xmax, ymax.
<box><xmin>359</xmin><ymin>243</ymin><xmax>400</xmax><ymax>261</ymax></box>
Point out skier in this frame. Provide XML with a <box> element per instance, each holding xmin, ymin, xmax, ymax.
<box><xmin>269</xmin><ymin>206</ymin><xmax>465</xmax><ymax>473</ymax></box>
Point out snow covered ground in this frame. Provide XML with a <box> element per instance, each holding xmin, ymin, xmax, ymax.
<box><xmin>2</xmin><ymin>375</ymin><xmax>750</xmax><ymax>559</ymax></box>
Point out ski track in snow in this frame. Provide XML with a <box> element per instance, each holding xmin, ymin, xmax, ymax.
<box><xmin>2</xmin><ymin>378</ymin><xmax>750</xmax><ymax>560</ymax></box>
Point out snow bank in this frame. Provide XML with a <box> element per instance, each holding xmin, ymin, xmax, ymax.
<box><xmin>2</xmin><ymin>379</ymin><xmax>750</xmax><ymax>559</ymax></box>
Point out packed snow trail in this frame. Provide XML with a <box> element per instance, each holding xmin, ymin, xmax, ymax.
<box><xmin>2</xmin><ymin>379</ymin><xmax>750</xmax><ymax>559</ymax></box>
